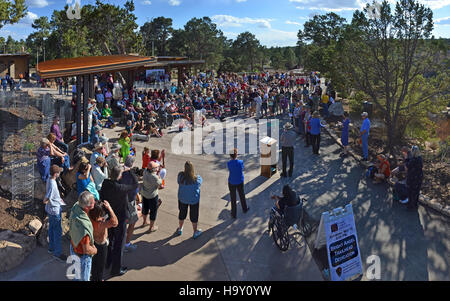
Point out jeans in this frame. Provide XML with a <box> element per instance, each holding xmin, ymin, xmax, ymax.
<box><xmin>228</xmin><ymin>182</ymin><xmax>248</xmax><ymax>218</ymax></box>
<box><xmin>54</xmin><ymin>140</ymin><xmax>69</xmax><ymax>153</ymax></box>
<box><xmin>38</xmin><ymin>157</ymin><xmax>51</xmax><ymax>182</ymax></box>
<box><xmin>361</xmin><ymin>133</ymin><xmax>369</xmax><ymax>160</ymax></box>
<box><xmin>282</xmin><ymin>146</ymin><xmax>294</xmax><ymax>176</ymax></box>
<box><xmin>48</xmin><ymin>212</ymin><xmax>62</xmax><ymax>256</ymax></box>
<box><xmin>70</xmin><ymin>245</ymin><xmax>92</xmax><ymax>281</ymax></box>
<box><xmin>51</xmin><ymin>155</ymin><xmax>70</xmax><ymax>172</ymax></box>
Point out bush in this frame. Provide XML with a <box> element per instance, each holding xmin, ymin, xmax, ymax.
<box><xmin>348</xmin><ymin>91</ymin><xmax>368</xmax><ymax>115</ymax></box>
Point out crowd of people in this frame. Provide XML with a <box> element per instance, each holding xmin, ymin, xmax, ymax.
<box><xmin>0</xmin><ymin>73</ymin><xmax>24</xmax><ymax>91</ymax></box>
<box><xmin>36</xmin><ymin>69</ymin><xmax>424</xmax><ymax>281</ymax></box>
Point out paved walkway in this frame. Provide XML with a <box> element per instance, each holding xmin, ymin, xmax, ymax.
<box><xmin>1</xmin><ymin>114</ymin><xmax>448</xmax><ymax>281</ymax></box>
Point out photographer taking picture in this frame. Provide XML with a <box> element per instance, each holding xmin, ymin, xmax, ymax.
<box><xmin>89</xmin><ymin>200</ymin><xmax>118</xmax><ymax>282</ymax></box>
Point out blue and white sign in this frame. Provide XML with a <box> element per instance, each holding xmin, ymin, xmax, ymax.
<box><xmin>318</xmin><ymin>204</ymin><xmax>363</xmax><ymax>281</ymax></box>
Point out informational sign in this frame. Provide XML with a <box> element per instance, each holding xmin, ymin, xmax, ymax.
<box><xmin>314</xmin><ymin>204</ymin><xmax>363</xmax><ymax>281</ymax></box>
<box><xmin>146</xmin><ymin>69</ymin><xmax>166</xmax><ymax>82</ymax></box>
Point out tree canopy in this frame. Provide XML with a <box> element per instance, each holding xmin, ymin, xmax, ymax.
<box><xmin>0</xmin><ymin>0</ymin><xmax>26</xmax><ymax>29</ymax></box>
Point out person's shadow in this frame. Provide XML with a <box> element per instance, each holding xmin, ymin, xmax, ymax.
<box><xmin>120</xmin><ymin>215</ymin><xmax>235</xmax><ymax>275</ymax></box>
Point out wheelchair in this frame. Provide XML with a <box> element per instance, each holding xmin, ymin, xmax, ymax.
<box><xmin>268</xmin><ymin>198</ymin><xmax>314</xmax><ymax>251</ymax></box>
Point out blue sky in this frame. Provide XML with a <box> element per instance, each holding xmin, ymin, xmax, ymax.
<box><xmin>1</xmin><ymin>0</ymin><xmax>449</xmax><ymax>47</ymax></box>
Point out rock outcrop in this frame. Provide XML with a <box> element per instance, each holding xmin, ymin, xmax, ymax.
<box><xmin>0</xmin><ymin>230</ymin><xmax>36</xmax><ymax>273</ymax></box>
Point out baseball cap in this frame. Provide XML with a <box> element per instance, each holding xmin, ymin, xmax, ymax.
<box><xmin>50</xmin><ymin>165</ymin><xmax>63</xmax><ymax>175</ymax></box>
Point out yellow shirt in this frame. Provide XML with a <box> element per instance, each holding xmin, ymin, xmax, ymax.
<box><xmin>322</xmin><ymin>94</ymin><xmax>329</xmax><ymax>104</ymax></box>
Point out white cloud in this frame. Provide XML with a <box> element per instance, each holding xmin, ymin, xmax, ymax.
<box><xmin>285</xmin><ymin>20</ymin><xmax>302</xmax><ymax>25</ymax></box>
<box><xmin>26</xmin><ymin>0</ymin><xmax>50</xmax><ymax>8</ymax></box>
<box><xmin>291</xmin><ymin>0</ymin><xmax>450</xmax><ymax>12</ymax></box>
<box><xmin>290</xmin><ymin>0</ymin><xmax>360</xmax><ymax>11</ymax></box>
<box><xmin>141</xmin><ymin>0</ymin><xmax>151</xmax><ymax>5</ymax></box>
<box><xmin>236</xmin><ymin>0</ymin><xmax>247</xmax><ymax>2</ymax></box>
<box><xmin>212</xmin><ymin>15</ymin><xmax>274</xmax><ymax>29</ymax></box>
<box><xmin>168</xmin><ymin>0</ymin><xmax>181</xmax><ymax>6</ymax></box>
<box><xmin>415</xmin><ymin>0</ymin><xmax>450</xmax><ymax>10</ymax></box>
<box><xmin>20</xmin><ymin>12</ymin><xmax>39</xmax><ymax>25</ymax></box>
<box><xmin>435</xmin><ymin>16</ymin><xmax>450</xmax><ymax>25</ymax></box>
<box><xmin>256</xmin><ymin>29</ymin><xmax>298</xmax><ymax>47</ymax></box>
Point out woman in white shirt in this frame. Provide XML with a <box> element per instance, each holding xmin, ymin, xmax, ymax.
<box><xmin>92</xmin><ymin>156</ymin><xmax>108</xmax><ymax>191</ymax></box>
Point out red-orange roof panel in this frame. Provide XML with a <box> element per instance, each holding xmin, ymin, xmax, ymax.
<box><xmin>37</xmin><ymin>55</ymin><xmax>156</xmax><ymax>79</ymax></box>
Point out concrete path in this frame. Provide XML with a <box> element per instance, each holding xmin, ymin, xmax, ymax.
<box><xmin>1</xmin><ymin>114</ymin><xmax>448</xmax><ymax>281</ymax></box>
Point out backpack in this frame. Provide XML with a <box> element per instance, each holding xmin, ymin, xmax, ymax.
<box><xmin>366</xmin><ymin>166</ymin><xmax>376</xmax><ymax>179</ymax></box>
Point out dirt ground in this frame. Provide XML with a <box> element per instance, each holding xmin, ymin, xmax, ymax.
<box><xmin>0</xmin><ymin>195</ymin><xmax>42</xmax><ymax>233</ymax></box>
<box><xmin>329</xmin><ymin>100</ymin><xmax>449</xmax><ymax>207</ymax></box>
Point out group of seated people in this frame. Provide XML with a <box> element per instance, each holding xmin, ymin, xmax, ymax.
<box><xmin>368</xmin><ymin>145</ymin><xmax>423</xmax><ymax>206</ymax></box>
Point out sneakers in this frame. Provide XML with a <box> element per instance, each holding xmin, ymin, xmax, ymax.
<box><xmin>193</xmin><ymin>230</ymin><xmax>203</xmax><ymax>239</ymax></box>
<box><xmin>124</xmin><ymin>243</ymin><xmax>137</xmax><ymax>252</ymax></box>
<box><xmin>399</xmin><ymin>198</ymin><xmax>409</xmax><ymax>204</ymax></box>
<box><xmin>176</xmin><ymin>227</ymin><xmax>183</xmax><ymax>236</ymax></box>
<box><xmin>53</xmin><ymin>254</ymin><xmax>68</xmax><ymax>262</ymax></box>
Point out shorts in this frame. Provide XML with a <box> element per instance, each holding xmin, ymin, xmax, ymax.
<box><xmin>127</xmin><ymin>200</ymin><xmax>139</xmax><ymax>225</ymax></box>
<box><xmin>142</xmin><ymin>195</ymin><xmax>159</xmax><ymax>221</ymax></box>
<box><xmin>178</xmin><ymin>201</ymin><xmax>199</xmax><ymax>223</ymax></box>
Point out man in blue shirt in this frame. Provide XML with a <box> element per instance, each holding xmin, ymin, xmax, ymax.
<box><xmin>360</xmin><ymin>112</ymin><xmax>371</xmax><ymax>161</ymax></box>
<box><xmin>280</xmin><ymin>122</ymin><xmax>296</xmax><ymax>177</ymax></box>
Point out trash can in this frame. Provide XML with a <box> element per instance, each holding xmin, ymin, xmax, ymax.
<box><xmin>260</xmin><ymin>136</ymin><xmax>278</xmax><ymax>178</ymax></box>
<box><xmin>363</xmin><ymin>101</ymin><xmax>373</xmax><ymax>117</ymax></box>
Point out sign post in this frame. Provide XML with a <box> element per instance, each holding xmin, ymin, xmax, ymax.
<box><xmin>315</xmin><ymin>204</ymin><xmax>363</xmax><ymax>281</ymax></box>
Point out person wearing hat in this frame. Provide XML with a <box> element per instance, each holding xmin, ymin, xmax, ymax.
<box><xmin>43</xmin><ymin>165</ymin><xmax>67</xmax><ymax>262</ymax></box>
<box><xmin>280</xmin><ymin>122</ymin><xmax>296</xmax><ymax>177</ymax></box>
<box><xmin>107</xmin><ymin>143</ymin><xmax>121</xmax><ymax>175</ymax></box>
<box><xmin>37</xmin><ymin>138</ymin><xmax>52</xmax><ymax>182</ymax></box>
<box><xmin>360</xmin><ymin>112</ymin><xmax>371</xmax><ymax>161</ymax></box>
<box><xmin>90</xmin><ymin>142</ymin><xmax>105</xmax><ymax>167</ymax></box>
<box><xmin>90</xmin><ymin>122</ymin><xmax>102</xmax><ymax>146</ymax></box>
<box><xmin>92</xmin><ymin>156</ymin><xmax>108</xmax><ymax>191</ymax></box>
<box><xmin>310</xmin><ymin>111</ymin><xmax>326</xmax><ymax>155</ymax></box>
<box><xmin>405</xmin><ymin>146</ymin><xmax>423</xmax><ymax>210</ymax></box>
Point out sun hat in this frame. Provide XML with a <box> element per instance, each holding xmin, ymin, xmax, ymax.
<box><xmin>312</xmin><ymin>111</ymin><xmax>320</xmax><ymax>118</ymax></box>
<box><xmin>94</xmin><ymin>142</ymin><xmax>104</xmax><ymax>151</ymax></box>
<box><xmin>284</xmin><ymin>122</ymin><xmax>293</xmax><ymax>130</ymax></box>
<box><xmin>361</xmin><ymin>112</ymin><xmax>368</xmax><ymax>117</ymax></box>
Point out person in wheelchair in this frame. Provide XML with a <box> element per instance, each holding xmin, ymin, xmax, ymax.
<box><xmin>270</xmin><ymin>185</ymin><xmax>300</xmax><ymax>215</ymax></box>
